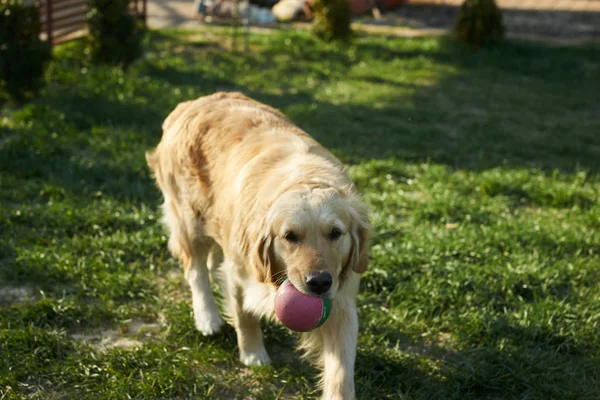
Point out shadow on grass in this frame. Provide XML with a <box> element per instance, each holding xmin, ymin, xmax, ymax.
<box><xmin>355</xmin><ymin>323</ymin><xmax>600</xmax><ymax>399</ymax></box>
<box><xmin>140</xmin><ymin>31</ymin><xmax>600</xmax><ymax>173</ymax></box>
<box><xmin>0</xmin><ymin>122</ymin><xmax>159</xmax><ymax>206</ymax></box>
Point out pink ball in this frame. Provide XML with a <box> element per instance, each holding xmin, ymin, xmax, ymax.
<box><xmin>274</xmin><ymin>280</ymin><xmax>332</xmax><ymax>332</ymax></box>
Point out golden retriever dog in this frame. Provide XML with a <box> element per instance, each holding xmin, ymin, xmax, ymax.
<box><xmin>146</xmin><ymin>92</ymin><xmax>369</xmax><ymax>399</ymax></box>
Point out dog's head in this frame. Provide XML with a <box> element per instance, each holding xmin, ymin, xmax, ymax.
<box><xmin>253</xmin><ymin>187</ymin><xmax>369</xmax><ymax>298</ymax></box>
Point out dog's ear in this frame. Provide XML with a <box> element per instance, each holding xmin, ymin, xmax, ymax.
<box><xmin>253</xmin><ymin>229</ymin><xmax>274</xmax><ymax>283</ymax></box>
<box><xmin>346</xmin><ymin>198</ymin><xmax>370</xmax><ymax>274</ymax></box>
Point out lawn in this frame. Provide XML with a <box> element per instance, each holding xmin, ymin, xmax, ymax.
<box><xmin>1</xmin><ymin>27</ymin><xmax>599</xmax><ymax>399</ymax></box>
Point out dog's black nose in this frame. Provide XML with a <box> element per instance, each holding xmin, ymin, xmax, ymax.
<box><xmin>306</xmin><ymin>272</ymin><xmax>332</xmax><ymax>295</ymax></box>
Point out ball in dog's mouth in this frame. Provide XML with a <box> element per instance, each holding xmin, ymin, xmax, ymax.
<box><xmin>274</xmin><ymin>280</ymin><xmax>332</xmax><ymax>332</ymax></box>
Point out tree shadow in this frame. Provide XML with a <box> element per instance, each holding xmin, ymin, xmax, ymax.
<box><xmin>136</xmin><ymin>31</ymin><xmax>600</xmax><ymax>173</ymax></box>
<box><xmin>288</xmin><ymin>40</ymin><xmax>599</xmax><ymax>173</ymax></box>
<box><xmin>353</xmin><ymin>311</ymin><xmax>600</xmax><ymax>399</ymax></box>
<box><xmin>0</xmin><ymin>116</ymin><xmax>159</xmax><ymax>206</ymax></box>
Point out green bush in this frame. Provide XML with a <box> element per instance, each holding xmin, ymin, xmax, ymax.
<box><xmin>86</xmin><ymin>0</ymin><xmax>143</xmax><ymax>66</ymax></box>
<box><xmin>0</xmin><ymin>0</ymin><xmax>52</xmax><ymax>102</ymax></box>
<box><xmin>454</xmin><ymin>0</ymin><xmax>505</xmax><ymax>48</ymax></box>
<box><xmin>312</xmin><ymin>0</ymin><xmax>352</xmax><ymax>42</ymax></box>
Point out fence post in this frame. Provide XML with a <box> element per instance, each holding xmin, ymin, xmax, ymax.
<box><xmin>45</xmin><ymin>0</ymin><xmax>53</xmax><ymax>47</ymax></box>
<box><xmin>142</xmin><ymin>0</ymin><xmax>147</xmax><ymax>24</ymax></box>
<box><xmin>38</xmin><ymin>0</ymin><xmax>143</xmax><ymax>46</ymax></box>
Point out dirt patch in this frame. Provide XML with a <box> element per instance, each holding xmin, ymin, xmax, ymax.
<box><xmin>0</xmin><ymin>284</ymin><xmax>38</xmax><ymax>306</ymax></box>
<box><xmin>397</xmin><ymin>330</ymin><xmax>457</xmax><ymax>362</ymax></box>
<box><xmin>70</xmin><ymin>316</ymin><xmax>166</xmax><ymax>352</ymax></box>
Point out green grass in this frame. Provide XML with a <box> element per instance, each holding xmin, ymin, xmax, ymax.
<box><xmin>1</xmin><ymin>27</ymin><xmax>599</xmax><ymax>399</ymax></box>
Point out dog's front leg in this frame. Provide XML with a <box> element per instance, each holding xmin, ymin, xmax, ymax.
<box><xmin>300</xmin><ymin>275</ymin><xmax>361</xmax><ymax>400</ymax></box>
<box><xmin>320</xmin><ymin>304</ymin><xmax>359</xmax><ymax>400</ymax></box>
<box><xmin>226</xmin><ymin>276</ymin><xmax>271</xmax><ymax>366</ymax></box>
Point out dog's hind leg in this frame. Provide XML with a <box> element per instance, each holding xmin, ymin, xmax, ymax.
<box><xmin>185</xmin><ymin>244</ymin><xmax>225</xmax><ymax>336</ymax></box>
<box><xmin>149</xmin><ymin>144</ymin><xmax>224</xmax><ymax>336</ymax></box>
<box><xmin>164</xmin><ymin>202</ymin><xmax>224</xmax><ymax>336</ymax></box>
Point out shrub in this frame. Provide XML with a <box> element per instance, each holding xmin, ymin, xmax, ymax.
<box><xmin>312</xmin><ymin>0</ymin><xmax>352</xmax><ymax>42</ymax></box>
<box><xmin>86</xmin><ymin>0</ymin><xmax>143</xmax><ymax>67</ymax></box>
<box><xmin>0</xmin><ymin>0</ymin><xmax>52</xmax><ymax>102</ymax></box>
<box><xmin>454</xmin><ymin>0</ymin><xmax>505</xmax><ymax>49</ymax></box>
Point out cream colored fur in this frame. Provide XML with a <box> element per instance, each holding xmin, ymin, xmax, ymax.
<box><xmin>146</xmin><ymin>92</ymin><xmax>370</xmax><ymax>399</ymax></box>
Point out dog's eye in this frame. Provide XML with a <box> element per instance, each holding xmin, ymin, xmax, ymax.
<box><xmin>284</xmin><ymin>231</ymin><xmax>300</xmax><ymax>243</ymax></box>
<box><xmin>329</xmin><ymin>228</ymin><xmax>342</xmax><ymax>240</ymax></box>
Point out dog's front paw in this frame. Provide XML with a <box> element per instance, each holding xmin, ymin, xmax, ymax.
<box><xmin>194</xmin><ymin>312</ymin><xmax>225</xmax><ymax>336</ymax></box>
<box><xmin>239</xmin><ymin>347</ymin><xmax>271</xmax><ymax>366</ymax></box>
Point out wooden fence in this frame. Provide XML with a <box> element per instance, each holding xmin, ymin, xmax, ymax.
<box><xmin>38</xmin><ymin>0</ymin><xmax>147</xmax><ymax>47</ymax></box>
